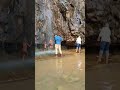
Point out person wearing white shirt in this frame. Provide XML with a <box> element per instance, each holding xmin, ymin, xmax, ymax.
<box><xmin>97</xmin><ymin>23</ymin><xmax>111</xmax><ymax>64</ymax></box>
<box><xmin>76</xmin><ymin>36</ymin><xmax>82</xmax><ymax>53</ymax></box>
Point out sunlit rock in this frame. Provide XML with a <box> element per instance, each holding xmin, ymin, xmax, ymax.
<box><xmin>35</xmin><ymin>0</ymin><xmax>85</xmax><ymax>50</ymax></box>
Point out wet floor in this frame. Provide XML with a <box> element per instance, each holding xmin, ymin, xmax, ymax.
<box><xmin>0</xmin><ymin>79</ymin><xmax>34</xmax><ymax>90</ymax></box>
<box><xmin>86</xmin><ymin>53</ymin><xmax>120</xmax><ymax>90</ymax></box>
<box><xmin>35</xmin><ymin>49</ymin><xmax>85</xmax><ymax>90</ymax></box>
<box><xmin>86</xmin><ymin>63</ymin><xmax>120</xmax><ymax>90</ymax></box>
<box><xmin>0</xmin><ymin>59</ymin><xmax>34</xmax><ymax>83</ymax></box>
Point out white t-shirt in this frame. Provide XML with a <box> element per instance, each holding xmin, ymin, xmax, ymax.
<box><xmin>99</xmin><ymin>26</ymin><xmax>111</xmax><ymax>42</ymax></box>
<box><xmin>76</xmin><ymin>37</ymin><xmax>81</xmax><ymax>44</ymax></box>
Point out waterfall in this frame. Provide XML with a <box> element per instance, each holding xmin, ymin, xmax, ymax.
<box><xmin>35</xmin><ymin>0</ymin><xmax>54</xmax><ymax>51</ymax></box>
<box><xmin>44</xmin><ymin>3</ymin><xmax>53</xmax><ymax>43</ymax></box>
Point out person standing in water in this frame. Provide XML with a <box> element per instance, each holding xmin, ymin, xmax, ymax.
<box><xmin>22</xmin><ymin>38</ymin><xmax>32</xmax><ymax>61</ymax></box>
<box><xmin>76</xmin><ymin>36</ymin><xmax>82</xmax><ymax>53</ymax></box>
<box><xmin>97</xmin><ymin>23</ymin><xmax>111</xmax><ymax>64</ymax></box>
<box><xmin>54</xmin><ymin>33</ymin><xmax>63</xmax><ymax>57</ymax></box>
<box><xmin>49</xmin><ymin>39</ymin><xmax>53</xmax><ymax>49</ymax></box>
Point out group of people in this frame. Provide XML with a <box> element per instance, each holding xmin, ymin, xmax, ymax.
<box><xmin>54</xmin><ymin>22</ymin><xmax>111</xmax><ymax>64</ymax></box>
<box><xmin>54</xmin><ymin>33</ymin><xmax>82</xmax><ymax>57</ymax></box>
<box><xmin>21</xmin><ymin>22</ymin><xmax>110</xmax><ymax>63</ymax></box>
<box><xmin>22</xmin><ymin>34</ymin><xmax>81</xmax><ymax>60</ymax></box>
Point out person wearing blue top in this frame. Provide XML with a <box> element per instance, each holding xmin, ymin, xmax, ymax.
<box><xmin>54</xmin><ymin>33</ymin><xmax>63</xmax><ymax>57</ymax></box>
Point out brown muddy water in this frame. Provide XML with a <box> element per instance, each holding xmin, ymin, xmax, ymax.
<box><xmin>35</xmin><ymin>49</ymin><xmax>85</xmax><ymax>90</ymax></box>
<box><xmin>86</xmin><ymin>63</ymin><xmax>120</xmax><ymax>90</ymax></box>
<box><xmin>86</xmin><ymin>53</ymin><xmax>120</xmax><ymax>90</ymax></box>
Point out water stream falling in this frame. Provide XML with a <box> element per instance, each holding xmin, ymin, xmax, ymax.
<box><xmin>35</xmin><ymin>0</ymin><xmax>85</xmax><ymax>55</ymax></box>
<box><xmin>35</xmin><ymin>0</ymin><xmax>54</xmax><ymax>52</ymax></box>
<box><xmin>44</xmin><ymin>2</ymin><xmax>54</xmax><ymax>43</ymax></box>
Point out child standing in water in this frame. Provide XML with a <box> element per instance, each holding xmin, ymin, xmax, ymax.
<box><xmin>22</xmin><ymin>38</ymin><xmax>32</xmax><ymax>61</ymax></box>
<box><xmin>49</xmin><ymin>39</ymin><xmax>53</xmax><ymax>49</ymax></box>
<box><xmin>44</xmin><ymin>41</ymin><xmax>47</xmax><ymax>50</ymax></box>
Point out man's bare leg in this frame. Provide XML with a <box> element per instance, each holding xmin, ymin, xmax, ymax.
<box><xmin>55</xmin><ymin>49</ymin><xmax>58</xmax><ymax>57</ymax></box>
<box><xmin>59</xmin><ymin>45</ymin><xmax>62</xmax><ymax>57</ymax></box>
<box><xmin>105</xmin><ymin>51</ymin><xmax>109</xmax><ymax>64</ymax></box>
<box><xmin>97</xmin><ymin>50</ymin><xmax>103</xmax><ymax>63</ymax></box>
<box><xmin>55</xmin><ymin>44</ymin><xmax>58</xmax><ymax>57</ymax></box>
<box><xmin>76</xmin><ymin>47</ymin><xmax>78</xmax><ymax>53</ymax></box>
<box><xmin>79</xmin><ymin>47</ymin><xmax>81</xmax><ymax>53</ymax></box>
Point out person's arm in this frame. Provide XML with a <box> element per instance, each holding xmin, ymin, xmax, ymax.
<box><xmin>54</xmin><ymin>36</ymin><xmax>56</xmax><ymax>44</ymax></box>
<box><xmin>97</xmin><ymin>29</ymin><xmax>102</xmax><ymax>41</ymax></box>
<box><xmin>61</xmin><ymin>37</ymin><xmax>63</xmax><ymax>41</ymax></box>
<box><xmin>27</xmin><ymin>41</ymin><xmax>32</xmax><ymax>47</ymax></box>
<box><xmin>110</xmin><ymin>30</ymin><xmax>111</xmax><ymax>43</ymax></box>
<box><xmin>97</xmin><ymin>35</ymin><xmax>101</xmax><ymax>41</ymax></box>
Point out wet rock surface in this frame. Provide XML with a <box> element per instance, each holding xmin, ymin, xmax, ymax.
<box><xmin>0</xmin><ymin>0</ymin><xmax>35</xmax><ymax>55</ymax></box>
<box><xmin>86</xmin><ymin>0</ymin><xmax>120</xmax><ymax>45</ymax></box>
<box><xmin>0</xmin><ymin>0</ymin><xmax>34</xmax><ymax>43</ymax></box>
<box><xmin>35</xmin><ymin>0</ymin><xmax>85</xmax><ymax>47</ymax></box>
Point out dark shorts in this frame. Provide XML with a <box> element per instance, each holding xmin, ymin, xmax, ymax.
<box><xmin>100</xmin><ymin>41</ymin><xmax>110</xmax><ymax>51</ymax></box>
<box><xmin>76</xmin><ymin>43</ymin><xmax>81</xmax><ymax>48</ymax></box>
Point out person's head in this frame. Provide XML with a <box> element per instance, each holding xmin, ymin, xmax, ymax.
<box><xmin>57</xmin><ymin>32</ymin><xmax>61</xmax><ymax>36</ymax></box>
<box><xmin>49</xmin><ymin>39</ymin><xmax>53</xmax><ymax>43</ymax></box>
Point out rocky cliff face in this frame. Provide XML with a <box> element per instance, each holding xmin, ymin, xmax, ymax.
<box><xmin>86</xmin><ymin>0</ymin><xmax>120</xmax><ymax>44</ymax></box>
<box><xmin>0</xmin><ymin>0</ymin><xmax>34</xmax><ymax>43</ymax></box>
<box><xmin>0</xmin><ymin>0</ymin><xmax>35</xmax><ymax>55</ymax></box>
<box><xmin>35</xmin><ymin>0</ymin><xmax>85</xmax><ymax>45</ymax></box>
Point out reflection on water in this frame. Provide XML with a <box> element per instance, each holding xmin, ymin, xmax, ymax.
<box><xmin>35</xmin><ymin>52</ymin><xmax>85</xmax><ymax>90</ymax></box>
<box><xmin>56</xmin><ymin>58</ymin><xmax>63</xmax><ymax>77</ymax></box>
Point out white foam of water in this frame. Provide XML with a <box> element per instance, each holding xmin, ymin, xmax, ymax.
<box><xmin>35</xmin><ymin>50</ymin><xmax>55</xmax><ymax>56</ymax></box>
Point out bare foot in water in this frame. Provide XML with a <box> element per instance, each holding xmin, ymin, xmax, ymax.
<box><xmin>60</xmin><ymin>54</ymin><xmax>63</xmax><ymax>57</ymax></box>
<box><xmin>97</xmin><ymin>59</ymin><xmax>101</xmax><ymax>64</ymax></box>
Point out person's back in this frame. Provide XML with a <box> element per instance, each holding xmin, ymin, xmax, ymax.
<box><xmin>100</xmin><ymin>26</ymin><xmax>111</xmax><ymax>42</ymax></box>
<box><xmin>76</xmin><ymin>36</ymin><xmax>81</xmax><ymax>53</ymax></box>
<box><xmin>55</xmin><ymin>35</ymin><xmax>63</xmax><ymax>44</ymax></box>
<box><xmin>54</xmin><ymin>35</ymin><xmax>63</xmax><ymax>57</ymax></box>
<box><xmin>97</xmin><ymin>23</ymin><xmax>111</xmax><ymax>64</ymax></box>
<box><xmin>76</xmin><ymin>36</ymin><xmax>81</xmax><ymax>44</ymax></box>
